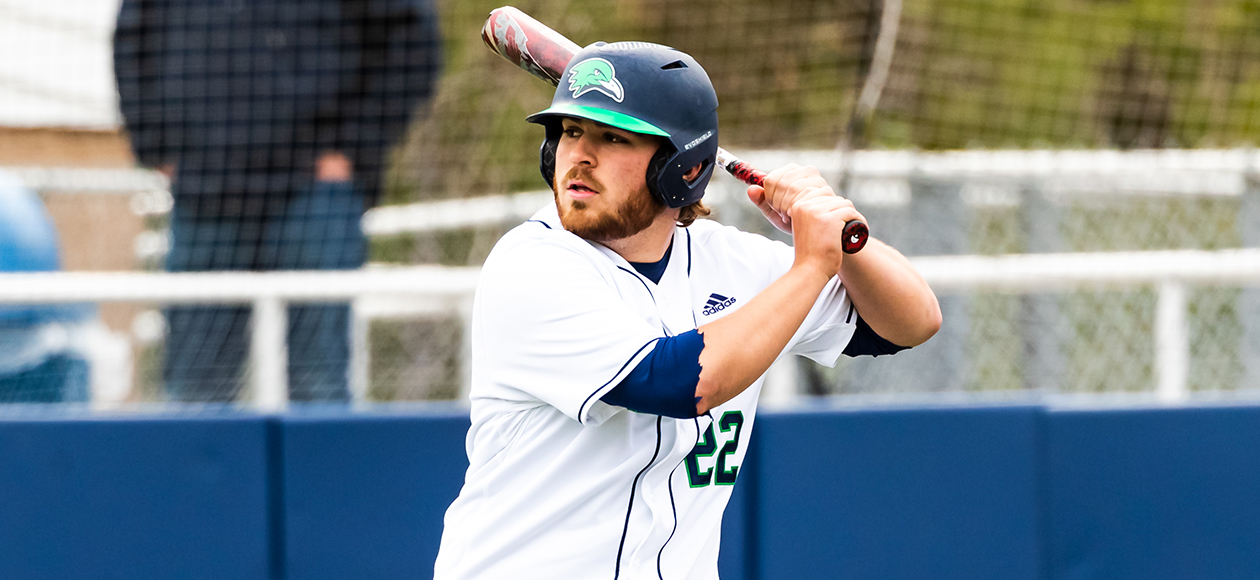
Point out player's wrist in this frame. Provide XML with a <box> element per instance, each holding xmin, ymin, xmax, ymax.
<box><xmin>790</xmin><ymin>258</ymin><xmax>836</xmax><ymax>287</ymax></box>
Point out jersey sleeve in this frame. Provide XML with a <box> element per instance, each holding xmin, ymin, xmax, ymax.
<box><xmin>742</xmin><ymin>230</ymin><xmax>858</xmax><ymax>367</ymax></box>
<box><xmin>787</xmin><ymin>275</ymin><xmax>858</xmax><ymax>367</ymax></box>
<box><xmin>475</xmin><ymin>236</ymin><xmax>664</xmax><ymax>425</ymax></box>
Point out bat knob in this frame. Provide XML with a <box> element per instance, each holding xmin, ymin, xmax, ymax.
<box><xmin>842</xmin><ymin>220</ymin><xmax>869</xmax><ymax>254</ymax></box>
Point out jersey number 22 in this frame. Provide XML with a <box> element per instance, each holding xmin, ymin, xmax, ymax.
<box><xmin>685</xmin><ymin>411</ymin><xmax>744</xmax><ymax>488</ymax></box>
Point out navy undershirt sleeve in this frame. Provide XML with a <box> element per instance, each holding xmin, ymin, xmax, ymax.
<box><xmin>843</xmin><ymin>312</ymin><xmax>910</xmax><ymax>357</ymax></box>
<box><xmin>602</xmin><ymin>329</ymin><xmax>704</xmax><ymax>419</ymax></box>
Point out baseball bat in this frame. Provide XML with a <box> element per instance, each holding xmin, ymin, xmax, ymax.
<box><xmin>482</xmin><ymin>6</ymin><xmax>869</xmax><ymax>254</ymax></box>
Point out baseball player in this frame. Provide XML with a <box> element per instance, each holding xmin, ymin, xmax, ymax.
<box><xmin>434</xmin><ymin>42</ymin><xmax>940</xmax><ymax>579</ymax></box>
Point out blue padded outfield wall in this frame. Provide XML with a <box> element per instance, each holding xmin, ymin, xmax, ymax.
<box><xmin>2</xmin><ymin>403</ymin><xmax>1260</xmax><ymax>580</ymax></box>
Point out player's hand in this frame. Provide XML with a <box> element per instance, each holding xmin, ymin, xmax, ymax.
<box><xmin>746</xmin><ymin>164</ymin><xmax>838</xmax><ymax>234</ymax></box>
<box><xmin>787</xmin><ymin>194</ymin><xmax>867</xmax><ymax>276</ymax></box>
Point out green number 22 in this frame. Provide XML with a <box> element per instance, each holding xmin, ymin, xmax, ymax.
<box><xmin>684</xmin><ymin>411</ymin><xmax>744</xmax><ymax>488</ymax></box>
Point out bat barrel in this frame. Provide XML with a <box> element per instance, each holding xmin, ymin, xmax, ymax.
<box><xmin>481</xmin><ymin>8</ymin><xmax>867</xmax><ymax>253</ymax></box>
<box><xmin>483</xmin><ymin>7</ymin><xmax>580</xmax><ymax>87</ymax></box>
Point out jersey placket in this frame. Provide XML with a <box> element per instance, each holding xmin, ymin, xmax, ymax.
<box><xmin>612</xmin><ymin>230</ymin><xmax>703</xmax><ymax>578</ymax></box>
<box><xmin>625</xmin><ymin>421</ymin><xmax>699</xmax><ymax>579</ymax></box>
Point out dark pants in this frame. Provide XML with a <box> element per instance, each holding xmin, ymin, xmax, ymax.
<box><xmin>164</xmin><ymin>180</ymin><xmax>367</xmax><ymax>403</ymax></box>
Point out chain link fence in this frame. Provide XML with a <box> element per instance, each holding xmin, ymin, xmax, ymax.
<box><xmin>701</xmin><ymin>149</ymin><xmax>1260</xmax><ymax>397</ymax></box>
<box><xmin>1</xmin><ymin>0</ymin><xmax>1259</xmax><ymax>405</ymax></box>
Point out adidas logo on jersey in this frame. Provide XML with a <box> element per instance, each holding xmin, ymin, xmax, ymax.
<box><xmin>702</xmin><ymin>293</ymin><xmax>736</xmax><ymax>316</ymax></box>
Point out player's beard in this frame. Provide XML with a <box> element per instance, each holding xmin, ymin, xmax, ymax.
<box><xmin>554</xmin><ymin>167</ymin><xmax>664</xmax><ymax>242</ymax></box>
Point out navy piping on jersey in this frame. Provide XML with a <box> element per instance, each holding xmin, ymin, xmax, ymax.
<box><xmin>657</xmin><ymin>461</ymin><xmax>682</xmax><ymax>579</ymax></box>
<box><xmin>615</xmin><ymin>416</ymin><xmax>664</xmax><ymax>580</ymax></box>
<box><xmin>657</xmin><ymin>419</ymin><xmax>699</xmax><ymax>578</ymax></box>
<box><xmin>617</xmin><ymin>265</ymin><xmax>659</xmax><ymax>310</ymax></box>
<box><xmin>528</xmin><ymin>219</ymin><xmax>552</xmax><ymax>229</ymax></box>
<box><xmin>685</xmin><ymin>229</ymin><xmax>693</xmax><ymax>276</ymax></box>
<box><xmin>687</xmin><ymin>230</ymin><xmax>698</xmax><ymax>327</ymax></box>
<box><xmin>578</xmin><ymin>338</ymin><xmax>659</xmax><ymax>424</ymax></box>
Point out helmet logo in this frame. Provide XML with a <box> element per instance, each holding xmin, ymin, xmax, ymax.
<box><xmin>567</xmin><ymin>58</ymin><xmax>625</xmax><ymax>102</ymax></box>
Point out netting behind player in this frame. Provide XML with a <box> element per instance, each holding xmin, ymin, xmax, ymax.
<box><xmin>2</xmin><ymin>0</ymin><xmax>1260</xmax><ymax>405</ymax></box>
<box><xmin>386</xmin><ymin>0</ymin><xmax>1260</xmax><ymax>400</ymax></box>
<box><xmin>701</xmin><ymin>149</ymin><xmax>1260</xmax><ymax>397</ymax></box>
<box><xmin>391</xmin><ymin>0</ymin><xmax>1260</xmax><ymax>207</ymax></box>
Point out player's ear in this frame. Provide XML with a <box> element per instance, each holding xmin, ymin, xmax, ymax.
<box><xmin>683</xmin><ymin>163</ymin><xmax>704</xmax><ymax>184</ymax></box>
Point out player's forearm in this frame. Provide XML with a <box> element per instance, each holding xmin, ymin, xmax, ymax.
<box><xmin>693</xmin><ymin>263</ymin><xmax>832</xmax><ymax>414</ymax></box>
<box><xmin>838</xmin><ymin>237</ymin><xmax>941</xmax><ymax>347</ymax></box>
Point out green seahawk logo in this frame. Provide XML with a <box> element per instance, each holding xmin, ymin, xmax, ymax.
<box><xmin>567</xmin><ymin>58</ymin><xmax>625</xmax><ymax>102</ymax></box>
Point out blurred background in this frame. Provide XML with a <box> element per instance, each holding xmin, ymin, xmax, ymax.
<box><xmin>2</xmin><ymin>0</ymin><xmax>1260</xmax><ymax>407</ymax></box>
<box><xmin>5</xmin><ymin>3</ymin><xmax>1260</xmax><ymax>580</ymax></box>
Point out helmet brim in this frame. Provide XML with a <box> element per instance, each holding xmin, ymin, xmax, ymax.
<box><xmin>527</xmin><ymin>104</ymin><xmax>670</xmax><ymax>138</ymax></box>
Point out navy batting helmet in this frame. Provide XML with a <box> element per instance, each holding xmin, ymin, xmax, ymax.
<box><xmin>527</xmin><ymin>42</ymin><xmax>719</xmax><ymax>209</ymax></box>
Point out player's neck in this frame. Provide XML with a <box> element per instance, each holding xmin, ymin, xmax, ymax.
<box><xmin>602</xmin><ymin>210</ymin><xmax>678</xmax><ymax>263</ymax></box>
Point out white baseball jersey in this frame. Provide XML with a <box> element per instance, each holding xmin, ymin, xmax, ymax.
<box><xmin>434</xmin><ymin>204</ymin><xmax>857</xmax><ymax>580</ymax></box>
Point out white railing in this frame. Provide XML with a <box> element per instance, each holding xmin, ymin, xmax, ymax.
<box><xmin>2</xmin><ymin>249</ymin><xmax>1259</xmax><ymax>406</ymax></box>
<box><xmin>914</xmin><ymin>248</ymin><xmax>1260</xmax><ymax>402</ymax></box>
<box><xmin>359</xmin><ymin>148</ymin><xmax>1260</xmax><ymax>235</ymax></box>
<box><xmin>0</xmin><ymin>266</ymin><xmax>480</xmax><ymax>410</ymax></box>
<box><xmin>13</xmin><ymin>146</ymin><xmax>1253</xmax><ymax>232</ymax></box>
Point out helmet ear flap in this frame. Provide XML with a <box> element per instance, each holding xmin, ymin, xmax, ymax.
<box><xmin>646</xmin><ymin>140</ymin><xmax>716</xmax><ymax>209</ymax></box>
<box><xmin>539</xmin><ymin>122</ymin><xmax>562</xmax><ymax>189</ymax></box>
<box><xmin>644</xmin><ymin>147</ymin><xmax>671</xmax><ymax>206</ymax></box>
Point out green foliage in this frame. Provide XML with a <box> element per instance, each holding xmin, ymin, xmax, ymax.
<box><xmin>389</xmin><ymin>0</ymin><xmax>872</xmax><ymax>202</ymax></box>
<box><xmin>390</xmin><ymin>0</ymin><xmax>1260</xmax><ymax>203</ymax></box>
<box><xmin>874</xmin><ymin>0</ymin><xmax>1260</xmax><ymax>149</ymax></box>
<box><xmin>377</xmin><ymin>0</ymin><xmax>1260</xmax><ymax>278</ymax></box>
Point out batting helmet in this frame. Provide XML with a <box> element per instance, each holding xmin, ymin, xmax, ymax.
<box><xmin>527</xmin><ymin>41</ymin><xmax>719</xmax><ymax>209</ymax></box>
